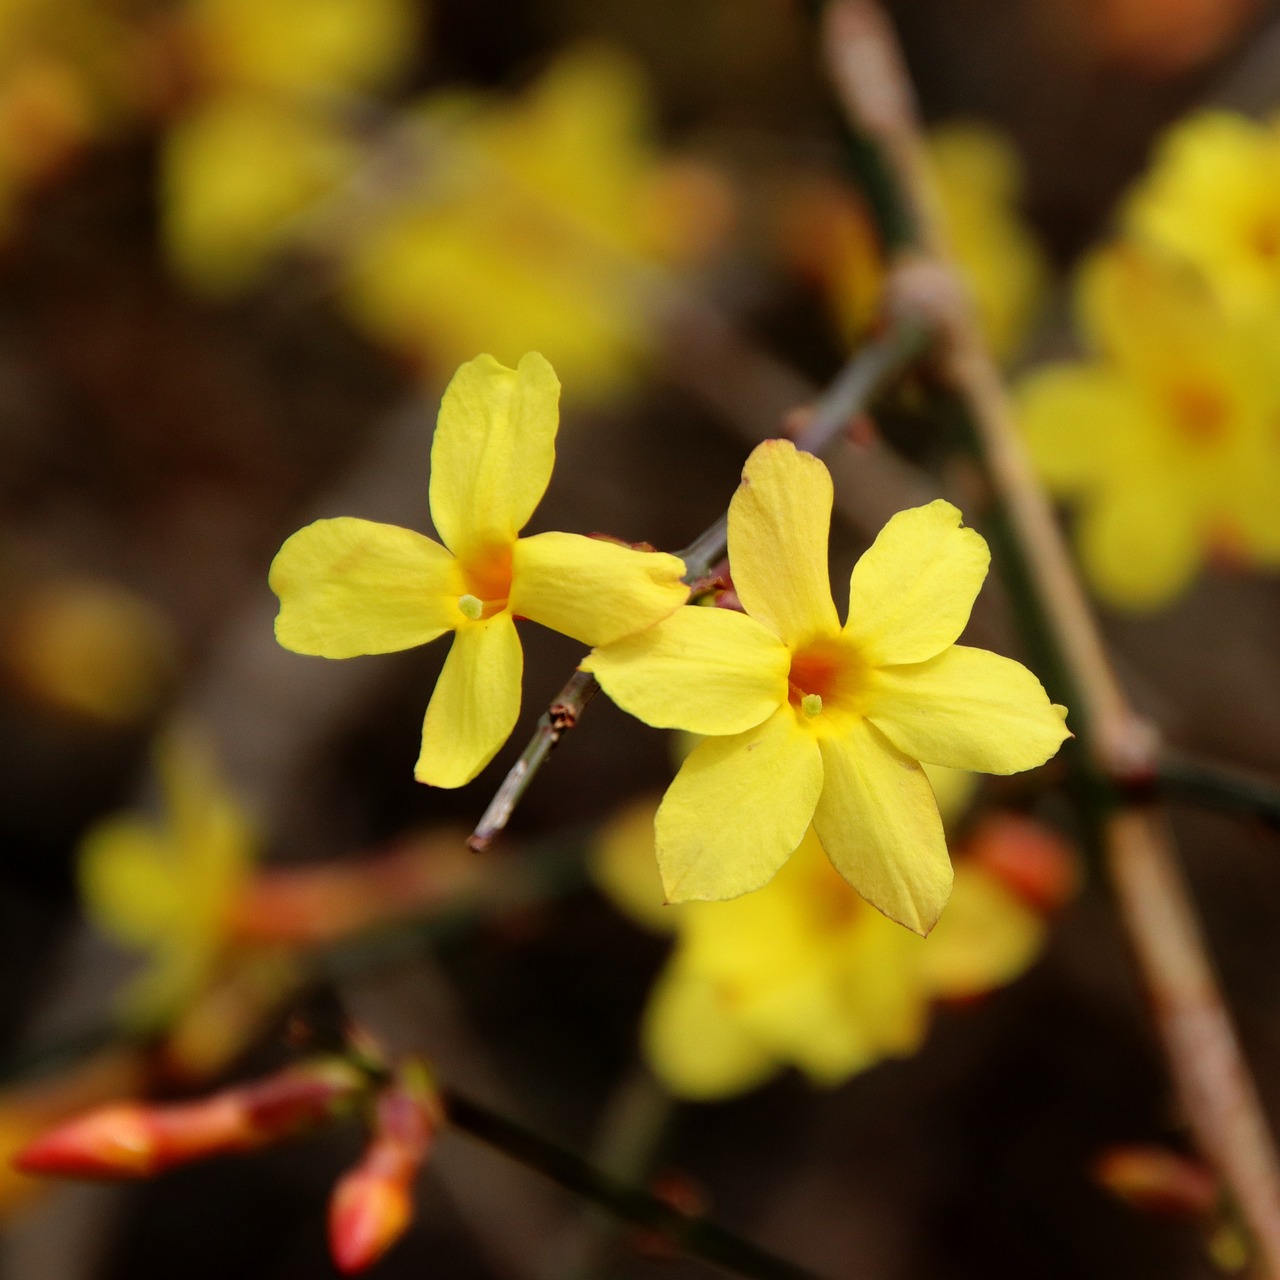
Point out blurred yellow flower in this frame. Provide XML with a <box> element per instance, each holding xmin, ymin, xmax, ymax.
<box><xmin>594</xmin><ymin>801</ymin><xmax>1048</xmax><ymax>1099</ymax></box>
<box><xmin>585</xmin><ymin>440</ymin><xmax>1069</xmax><ymax>933</ymax></box>
<box><xmin>780</xmin><ymin>123</ymin><xmax>1046</xmax><ymax>361</ymax></box>
<box><xmin>160</xmin><ymin>0</ymin><xmax>418</xmax><ymax>295</ymax></box>
<box><xmin>184</xmin><ymin>0</ymin><xmax>418</xmax><ymax>99</ymax></box>
<box><xmin>929</xmin><ymin>123</ymin><xmax>1049</xmax><ymax>361</ymax></box>
<box><xmin>1019</xmin><ymin>243</ymin><xmax>1280</xmax><ymax>608</ymax></box>
<box><xmin>0</xmin><ymin>1</ymin><xmax>136</xmax><ymax>241</ymax></box>
<box><xmin>79</xmin><ymin>731</ymin><xmax>253</xmax><ymax>1021</ymax></box>
<box><xmin>271</xmin><ymin>352</ymin><xmax>688</xmax><ymax>787</ymax></box>
<box><xmin>342</xmin><ymin>46</ymin><xmax>731</xmax><ymax>396</ymax></box>
<box><xmin>162</xmin><ymin>96</ymin><xmax>357</xmax><ymax>295</ymax></box>
<box><xmin>1126</xmin><ymin>110</ymin><xmax>1280</xmax><ymax>315</ymax></box>
<box><xmin>2</xmin><ymin>577</ymin><xmax>175</xmax><ymax>724</ymax></box>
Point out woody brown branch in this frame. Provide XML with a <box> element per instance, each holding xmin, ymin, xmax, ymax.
<box><xmin>819</xmin><ymin>2</ymin><xmax>1280</xmax><ymax>1272</ymax></box>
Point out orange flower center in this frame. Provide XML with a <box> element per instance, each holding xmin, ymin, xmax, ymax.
<box><xmin>1166</xmin><ymin>380</ymin><xmax>1231</xmax><ymax>448</ymax></box>
<box><xmin>787</xmin><ymin>635</ymin><xmax>866</xmax><ymax>726</ymax></box>
<box><xmin>1250</xmin><ymin>213</ymin><xmax>1280</xmax><ymax>263</ymax></box>
<box><xmin>459</xmin><ymin>544</ymin><xmax>513</xmax><ymax>621</ymax></box>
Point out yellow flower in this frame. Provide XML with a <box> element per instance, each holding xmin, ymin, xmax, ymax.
<box><xmin>1125</xmin><ymin>110</ymin><xmax>1280</xmax><ymax>315</ymax></box>
<box><xmin>928</xmin><ymin>123</ymin><xmax>1048</xmax><ymax>362</ymax></box>
<box><xmin>1019</xmin><ymin>243</ymin><xmax>1280</xmax><ymax>608</ymax></box>
<box><xmin>160</xmin><ymin>0</ymin><xmax>418</xmax><ymax>295</ymax></box>
<box><xmin>184</xmin><ymin>0</ymin><xmax>418</xmax><ymax>99</ymax></box>
<box><xmin>270</xmin><ymin>351</ymin><xmax>689</xmax><ymax>787</ymax></box>
<box><xmin>342</xmin><ymin>46</ymin><xmax>730</xmax><ymax>397</ymax></box>
<box><xmin>584</xmin><ymin>440</ymin><xmax>1068</xmax><ymax>933</ymax></box>
<box><xmin>162</xmin><ymin>96</ymin><xmax>357</xmax><ymax>295</ymax></box>
<box><xmin>594</xmin><ymin>801</ymin><xmax>1046</xmax><ymax>1099</ymax></box>
<box><xmin>2</xmin><ymin>577</ymin><xmax>175</xmax><ymax>724</ymax></box>
<box><xmin>780</xmin><ymin>123</ymin><xmax>1046</xmax><ymax>361</ymax></box>
<box><xmin>78</xmin><ymin>731</ymin><xmax>254</xmax><ymax>1021</ymax></box>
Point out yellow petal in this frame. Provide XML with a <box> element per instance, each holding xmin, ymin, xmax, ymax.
<box><xmin>655</xmin><ymin>706</ymin><xmax>823</xmax><ymax>902</ymax></box>
<box><xmin>813</xmin><ymin>719</ymin><xmax>952</xmax><ymax>935</ymax></box>
<box><xmin>510</xmin><ymin>531</ymin><xmax>687</xmax><ymax>646</ymax></box>
<box><xmin>162</xmin><ymin>98</ymin><xmax>356</xmax><ymax>298</ymax></box>
<box><xmin>121</xmin><ymin>939</ymin><xmax>217</xmax><ymax>1026</ymax></box>
<box><xmin>415</xmin><ymin>613</ymin><xmax>523</xmax><ymax>788</ymax></box>
<box><xmin>1077</xmin><ymin>486</ymin><xmax>1202</xmax><ymax>610</ymax></box>
<box><xmin>1018</xmin><ymin>363</ymin><xmax>1148</xmax><ymax>494</ymax></box>
<box><xmin>736</xmin><ymin>967</ymin><xmax>877</xmax><ymax>1086</ymax></box>
<box><xmin>590</xmin><ymin>797</ymin><xmax>678</xmax><ymax>933</ymax></box>
<box><xmin>428</xmin><ymin>352</ymin><xmax>560</xmax><ymax>561</ymax></box>
<box><xmin>643</xmin><ymin>965</ymin><xmax>778</xmax><ymax>1100</ymax></box>
<box><xmin>78</xmin><ymin>818</ymin><xmax>182</xmax><ymax>946</ymax></box>
<box><xmin>866</xmin><ymin>645</ymin><xmax>1070</xmax><ymax>775</ymax></box>
<box><xmin>727</xmin><ymin>440</ymin><xmax>840</xmax><ymax>646</ymax></box>
<box><xmin>270</xmin><ymin>518</ymin><xmax>463</xmax><ymax>657</ymax></box>
<box><xmin>155</xmin><ymin>730</ymin><xmax>253</xmax><ymax>908</ymax></box>
<box><xmin>919</xmin><ymin>864</ymin><xmax>1043</xmax><ymax>999</ymax></box>
<box><xmin>583</xmin><ymin>606</ymin><xmax>789</xmax><ymax>736</ymax></box>
<box><xmin>844</xmin><ymin>500</ymin><xmax>990</xmax><ymax>666</ymax></box>
<box><xmin>921</xmin><ymin>762</ymin><xmax>977</xmax><ymax>829</ymax></box>
<box><xmin>836</xmin><ymin>915</ymin><xmax>930</xmax><ymax>1057</ymax></box>
<box><xmin>194</xmin><ymin>0</ymin><xmax>418</xmax><ymax>97</ymax></box>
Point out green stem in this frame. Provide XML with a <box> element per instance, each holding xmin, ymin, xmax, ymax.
<box><xmin>1157</xmin><ymin>753</ymin><xmax>1280</xmax><ymax>830</ymax></box>
<box><xmin>444</xmin><ymin>1088</ymin><xmax>829</xmax><ymax>1280</ymax></box>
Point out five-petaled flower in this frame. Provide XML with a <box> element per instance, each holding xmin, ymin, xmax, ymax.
<box><xmin>79</xmin><ymin>730</ymin><xmax>253</xmax><ymax>1020</ymax></box>
<box><xmin>593</xmin><ymin>800</ymin><xmax>1056</xmax><ymax>1099</ymax></box>
<box><xmin>584</xmin><ymin>440</ymin><xmax>1070</xmax><ymax>934</ymax></box>
<box><xmin>1019</xmin><ymin>243</ymin><xmax>1280</xmax><ymax>609</ymax></box>
<box><xmin>270</xmin><ymin>351</ymin><xmax>689</xmax><ymax>787</ymax></box>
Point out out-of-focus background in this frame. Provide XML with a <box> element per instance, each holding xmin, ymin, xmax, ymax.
<box><xmin>1</xmin><ymin>0</ymin><xmax>1279</xmax><ymax>1276</ymax></box>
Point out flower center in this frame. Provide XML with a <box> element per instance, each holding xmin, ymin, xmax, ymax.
<box><xmin>1166</xmin><ymin>380</ymin><xmax>1231</xmax><ymax>448</ymax></box>
<box><xmin>798</xmin><ymin>842</ymin><xmax>866</xmax><ymax>937</ymax></box>
<box><xmin>1251</xmin><ymin>213</ymin><xmax>1280</xmax><ymax>263</ymax></box>
<box><xmin>459</xmin><ymin>544</ymin><xmax>513</xmax><ymax>621</ymax></box>
<box><xmin>787</xmin><ymin>635</ymin><xmax>865</xmax><ymax>727</ymax></box>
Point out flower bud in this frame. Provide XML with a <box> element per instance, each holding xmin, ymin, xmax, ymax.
<box><xmin>16</xmin><ymin>1057</ymin><xmax>367</xmax><ymax>1180</ymax></box>
<box><xmin>967</xmin><ymin>813</ymin><xmax>1078</xmax><ymax>913</ymax></box>
<box><xmin>1093</xmin><ymin>1145</ymin><xmax>1218</xmax><ymax>1218</ymax></box>
<box><xmin>328</xmin><ymin>1061</ymin><xmax>440</xmax><ymax>1274</ymax></box>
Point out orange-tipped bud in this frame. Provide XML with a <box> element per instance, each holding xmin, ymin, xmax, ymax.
<box><xmin>16</xmin><ymin>1058</ymin><xmax>367</xmax><ymax>1181</ymax></box>
<box><xmin>15</xmin><ymin>1103</ymin><xmax>159</xmax><ymax>1179</ymax></box>
<box><xmin>330</xmin><ymin>1157</ymin><xmax>415</xmax><ymax>1275</ymax></box>
<box><xmin>966</xmin><ymin>813</ymin><xmax>1079</xmax><ymax>914</ymax></box>
<box><xmin>328</xmin><ymin>1061</ymin><xmax>440</xmax><ymax>1274</ymax></box>
<box><xmin>1093</xmin><ymin>1145</ymin><xmax>1218</xmax><ymax>1218</ymax></box>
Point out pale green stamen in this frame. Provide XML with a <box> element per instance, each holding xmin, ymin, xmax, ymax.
<box><xmin>801</xmin><ymin>693</ymin><xmax>823</xmax><ymax>718</ymax></box>
<box><xmin>458</xmin><ymin>594</ymin><xmax>484</xmax><ymax>621</ymax></box>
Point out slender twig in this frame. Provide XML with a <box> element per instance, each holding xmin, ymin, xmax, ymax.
<box><xmin>818</xmin><ymin>3</ymin><xmax>1280</xmax><ymax>1272</ymax></box>
<box><xmin>467</xmin><ymin>319</ymin><xmax>928</xmax><ymax>852</ymax></box>
<box><xmin>444</xmin><ymin>1088</ymin><xmax>828</xmax><ymax>1280</ymax></box>
<box><xmin>545</xmin><ymin>1067</ymin><xmax>676</xmax><ymax>1280</ymax></box>
<box><xmin>1157</xmin><ymin>752</ymin><xmax>1280</xmax><ymax>830</ymax></box>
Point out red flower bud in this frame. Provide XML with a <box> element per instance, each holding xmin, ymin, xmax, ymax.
<box><xmin>16</xmin><ymin>1058</ymin><xmax>367</xmax><ymax>1181</ymax></box>
<box><xmin>14</xmin><ymin>1103</ymin><xmax>159</xmax><ymax>1179</ymax></box>
<box><xmin>328</xmin><ymin>1061</ymin><xmax>440</xmax><ymax>1274</ymax></box>
<box><xmin>329</xmin><ymin>1155</ymin><xmax>415</xmax><ymax>1275</ymax></box>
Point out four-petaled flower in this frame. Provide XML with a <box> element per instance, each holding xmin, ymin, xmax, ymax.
<box><xmin>270</xmin><ymin>351</ymin><xmax>690</xmax><ymax>787</ymax></box>
<box><xmin>584</xmin><ymin>439</ymin><xmax>1069</xmax><ymax>933</ymax></box>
